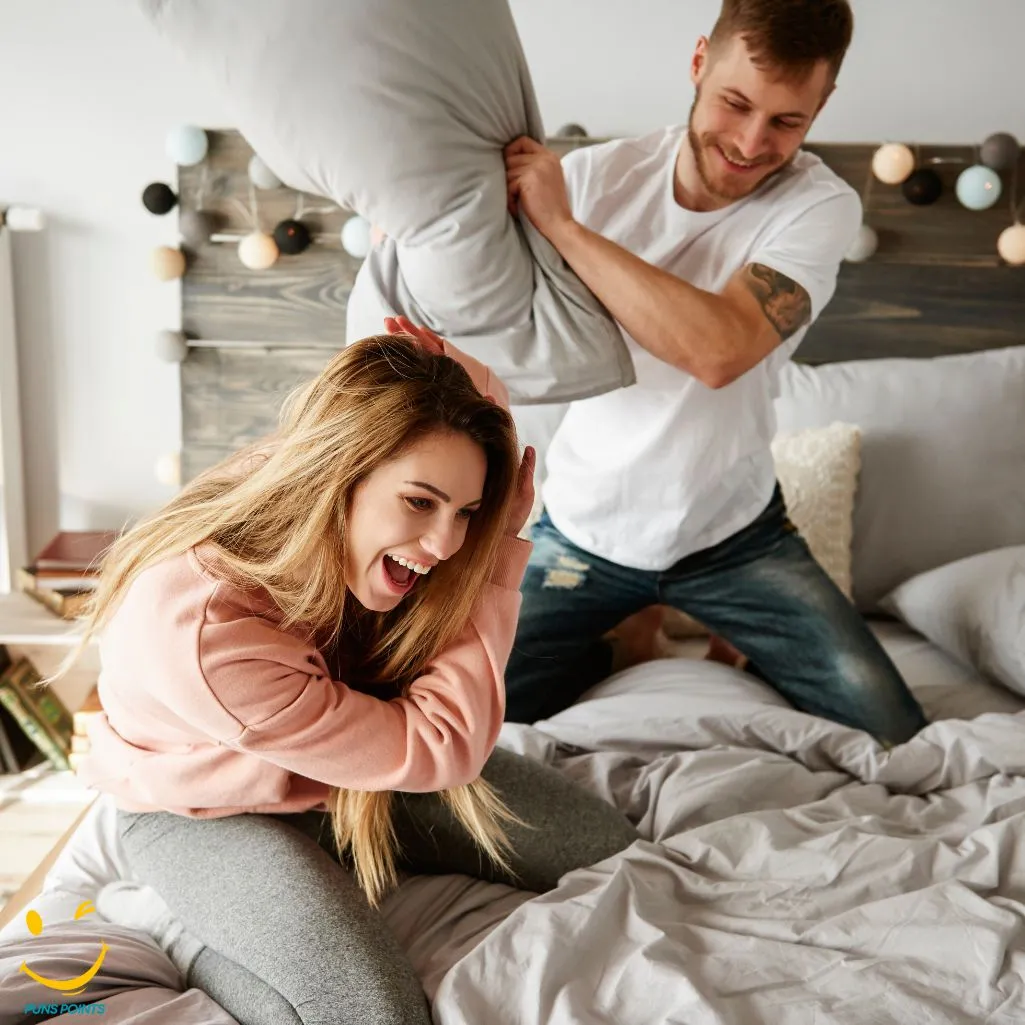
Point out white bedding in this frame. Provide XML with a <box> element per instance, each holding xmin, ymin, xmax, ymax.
<box><xmin>5</xmin><ymin>621</ymin><xmax>1025</xmax><ymax>1023</ymax></box>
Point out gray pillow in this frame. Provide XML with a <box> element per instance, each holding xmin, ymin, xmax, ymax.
<box><xmin>882</xmin><ymin>546</ymin><xmax>1025</xmax><ymax>697</ymax></box>
<box><xmin>775</xmin><ymin>345</ymin><xmax>1025</xmax><ymax>610</ymax></box>
<box><xmin>137</xmin><ymin>0</ymin><xmax>633</xmax><ymax>405</ymax></box>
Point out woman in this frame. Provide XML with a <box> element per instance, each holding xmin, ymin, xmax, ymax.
<box><xmin>66</xmin><ymin>318</ymin><xmax>638</xmax><ymax>1025</ymax></box>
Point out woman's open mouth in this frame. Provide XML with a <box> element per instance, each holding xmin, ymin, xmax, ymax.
<box><xmin>380</xmin><ymin>553</ymin><xmax>430</xmax><ymax>597</ymax></box>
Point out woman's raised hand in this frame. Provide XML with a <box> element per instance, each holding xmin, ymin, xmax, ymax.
<box><xmin>384</xmin><ymin>315</ymin><xmax>446</xmax><ymax>356</ymax></box>
<box><xmin>505</xmin><ymin>445</ymin><xmax>537</xmax><ymax>538</ymax></box>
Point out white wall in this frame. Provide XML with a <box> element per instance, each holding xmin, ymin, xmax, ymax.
<box><xmin>0</xmin><ymin>0</ymin><xmax>1023</xmax><ymax>554</ymax></box>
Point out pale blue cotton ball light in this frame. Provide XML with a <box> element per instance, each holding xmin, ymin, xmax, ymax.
<box><xmin>341</xmin><ymin>216</ymin><xmax>372</xmax><ymax>258</ymax></box>
<box><xmin>166</xmin><ymin>125</ymin><xmax>209</xmax><ymax>166</ymax></box>
<box><xmin>956</xmin><ymin>165</ymin><xmax>1002</xmax><ymax>211</ymax></box>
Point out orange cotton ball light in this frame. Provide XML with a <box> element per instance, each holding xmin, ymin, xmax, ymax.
<box><xmin>151</xmin><ymin>246</ymin><xmax>186</xmax><ymax>281</ymax></box>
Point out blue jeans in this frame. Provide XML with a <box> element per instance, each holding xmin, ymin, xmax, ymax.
<box><xmin>506</xmin><ymin>486</ymin><xmax>928</xmax><ymax>746</ymax></box>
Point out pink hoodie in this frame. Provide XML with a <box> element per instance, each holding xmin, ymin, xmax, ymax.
<box><xmin>76</xmin><ymin>336</ymin><xmax>530</xmax><ymax>817</ymax></box>
<box><xmin>76</xmin><ymin>536</ymin><xmax>530</xmax><ymax>817</ymax></box>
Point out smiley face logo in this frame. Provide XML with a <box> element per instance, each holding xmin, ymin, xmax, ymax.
<box><xmin>19</xmin><ymin>902</ymin><xmax>109</xmax><ymax>995</ymax></box>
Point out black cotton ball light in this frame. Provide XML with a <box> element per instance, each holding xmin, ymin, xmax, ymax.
<box><xmin>901</xmin><ymin>168</ymin><xmax>943</xmax><ymax>206</ymax></box>
<box><xmin>142</xmin><ymin>182</ymin><xmax>178</xmax><ymax>215</ymax></box>
<box><xmin>273</xmin><ymin>218</ymin><xmax>312</xmax><ymax>255</ymax></box>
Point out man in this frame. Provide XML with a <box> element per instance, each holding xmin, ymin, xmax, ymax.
<box><xmin>502</xmin><ymin>0</ymin><xmax>927</xmax><ymax>745</ymax></box>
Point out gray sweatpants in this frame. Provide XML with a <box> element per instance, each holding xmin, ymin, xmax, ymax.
<box><xmin>117</xmin><ymin>747</ymin><xmax>639</xmax><ymax>1025</ymax></box>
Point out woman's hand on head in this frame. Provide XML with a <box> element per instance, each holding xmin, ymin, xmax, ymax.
<box><xmin>384</xmin><ymin>315</ymin><xmax>446</xmax><ymax>356</ymax></box>
<box><xmin>383</xmin><ymin>315</ymin><xmax>511</xmax><ymax>410</ymax></box>
<box><xmin>505</xmin><ymin>446</ymin><xmax>536</xmax><ymax>537</ymax></box>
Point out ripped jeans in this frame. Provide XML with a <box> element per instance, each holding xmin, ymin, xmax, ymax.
<box><xmin>505</xmin><ymin>485</ymin><xmax>928</xmax><ymax>746</ymax></box>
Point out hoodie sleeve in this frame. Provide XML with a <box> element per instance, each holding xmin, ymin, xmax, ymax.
<box><xmin>200</xmin><ymin>536</ymin><xmax>531</xmax><ymax>793</ymax></box>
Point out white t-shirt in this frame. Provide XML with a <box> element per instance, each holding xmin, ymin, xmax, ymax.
<box><xmin>541</xmin><ymin>125</ymin><xmax>861</xmax><ymax>571</ymax></box>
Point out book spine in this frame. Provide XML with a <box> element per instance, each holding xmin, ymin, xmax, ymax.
<box><xmin>3</xmin><ymin>658</ymin><xmax>73</xmax><ymax>755</ymax></box>
<box><xmin>0</xmin><ymin>683</ymin><xmax>72</xmax><ymax>771</ymax></box>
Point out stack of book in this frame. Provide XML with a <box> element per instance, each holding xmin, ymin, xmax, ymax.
<box><xmin>0</xmin><ymin>645</ymin><xmax>73</xmax><ymax>773</ymax></box>
<box><xmin>17</xmin><ymin>529</ymin><xmax>119</xmax><ymax>621</ymax></box>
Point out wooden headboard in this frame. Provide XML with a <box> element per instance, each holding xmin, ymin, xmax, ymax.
<box><xmin>175</xmin><ymin>131</ymin><xmax>1025</xmax><ymax>480</ymax></box>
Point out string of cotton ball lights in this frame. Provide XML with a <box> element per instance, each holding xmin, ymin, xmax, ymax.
<box><xmin>145</xmin><ymin>126</ymin><xmax>384</xmax><ymax>370</ymax></box>
<box><xmin>142</xmin><ymin>125</ymin><xmax>214</xmax><ymax>280</ymax></box>
<box><xmin>862</xmin><ymin>132</ymin><xmax>1023</xmax><ymax>265</ymax></box>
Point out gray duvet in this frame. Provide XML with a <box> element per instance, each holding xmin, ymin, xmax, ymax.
<box><xmin>5</xmin><ymin>641</ymin><xmax>1025</xmax><ymax>1023</ymax></box>
<box><xmin>435</xmin><ymin>657</ymin><xmax>1025</xmax><ymax>1023</ymax></box>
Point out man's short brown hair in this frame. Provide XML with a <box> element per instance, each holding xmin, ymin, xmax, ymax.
<box><xmin>709</xmin><ymin>0</ymin><xmax>854</xmax><ymax>83</ymax></box>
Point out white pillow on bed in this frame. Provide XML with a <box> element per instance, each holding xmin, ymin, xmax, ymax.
<box><xmin>882</xmin><ymin>545</ymin><xmax>1025</xmax><ymax>697</ymax></box>
<box><xmin>775</xmin><ymin>345</ymin><xmax>1025</xmax><ymax>610</ymax></box>
<box><xmin>136</xmin><ymin>0</ymin><xmax>633</xmax><ymax>405</ymax></box>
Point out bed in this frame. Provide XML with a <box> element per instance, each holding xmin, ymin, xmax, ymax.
<box><xmin>2</xmin><ymin>123</ymin><xmax>1024</xmax><ymax>1021</ymax></box>
<box><xmin>3</xmin><ymin>617</ymin><xmax>1025</xmax><ymax>1022</ymax></box>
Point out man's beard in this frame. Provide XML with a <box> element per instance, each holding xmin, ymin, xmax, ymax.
<box><xmin>686</xmin><ymin>93</ymin><xmax>791</xmax><ymax>202</ymax></box>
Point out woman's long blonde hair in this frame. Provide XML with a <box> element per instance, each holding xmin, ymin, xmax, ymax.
<box><xmin>62</xmin><ymin>334</ymin><xmax>524</xmax><ymax>905</ymax></box>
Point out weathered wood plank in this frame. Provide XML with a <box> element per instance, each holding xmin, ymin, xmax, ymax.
<box><xmin>802</xmin><ymin>262</ymin><xmax>1025</xmax><ymax>362</ymax></box>
<box><xmin>181</xmin><ymin>237</ymin><xmax>361</xmax><ymax>342</ymax></box>
<box><xmin>181</xmin><ymin>347</ymin><xmax>335</xmax><ymax>449</ymax></box>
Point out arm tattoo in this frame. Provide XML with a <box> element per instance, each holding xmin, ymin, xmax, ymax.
<box><xmin>743</xmin><ymin>264</ymin><xmax>812</xmax><ymax>342</ymax></box>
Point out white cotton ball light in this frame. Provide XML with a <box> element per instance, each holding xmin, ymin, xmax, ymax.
<box><xmin>151</xmin><ymin>246</ymin><xmax>187</xmax><ymax>281</ymax></box>
<box><xmin>238</xmin><ymin>231</ymin><xmax>279</xmax><ymax>270</ymax></box>
<box><xmin>155</xmin><ymin>330</ymin><xmax>189</xmax><ymax>363</ymax></box>
<box><xmin>997</xmin><ymin>224</ymin><xmax>1025</xmax><ymax>266</ymax></box>
<box><xmin>341</xmin><ymin>215</ymin><xmax>371</xmax><ymax>258</ymax></box>
<box><xmin>2</xmin><ymin>206</ymin><xmax>45</xmax><ymax>231</ymax></box>
<box><xmin>871</xmin><ymin>143</ymin><xmax>916</xmax><ymax>185</ymax></box>
<box><xmin>165</xmin><ymin>124</ymin><xmax>209</xmax><ymax>166</ymax></box>
<box><xmin>248</xmin><ymin>154</ymin><xmax>282</xmax><ymax>190</ymax></box>
<box><xmin>844</xmin><ymin>224</ymin><xmax>878</xmax><ymax>263</ymax></box>
<box><xmin>154</xmin><ymin>451</ymin><xmax>182</xmax><ymax>487</ymax></box>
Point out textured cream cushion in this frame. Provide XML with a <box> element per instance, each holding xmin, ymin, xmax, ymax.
<box><xmin>771</xmin><ymin>421</ymin><xmax>861</xmax><ymax>600</ymax></box>
<box><xmin>662</xmin><ymin>422</ymin><xmax>861</xmax><ymax>639</ymax></box>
